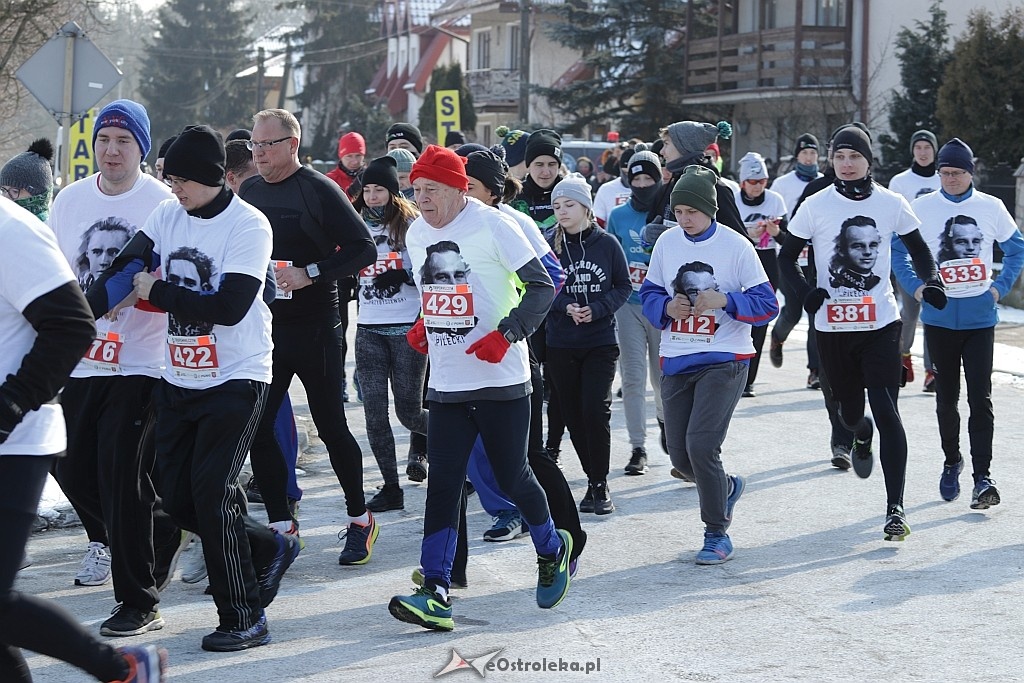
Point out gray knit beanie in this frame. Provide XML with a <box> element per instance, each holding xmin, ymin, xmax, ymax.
<box><xmin>666</xmin><ymin>120</ymin><xmax>732</xmax><ymax>157</ymax></box>
<box><xmin>551</xmin><ymin>173</ymin><xmax>593</xmax><ymax>211</ymax></box>
<box><xmin>0</xmin><ymin>138</ymin><xmax>54</xmax><ymax>196</ymax></box>
<box><xmin>387</xmin><ymin>148</ymin><xmax>416</xmax><ymax>173</ymax></box>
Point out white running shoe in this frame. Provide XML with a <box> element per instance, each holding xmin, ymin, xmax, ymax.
<box><xmin>75</xmin><ymin>541</ymin><xmax>112</xmax><ymax>586</ymax></box>
<box><xmin>180</xmin><ymin>538</ymin><xmax>208</xmax><ymax>584</ymax></box>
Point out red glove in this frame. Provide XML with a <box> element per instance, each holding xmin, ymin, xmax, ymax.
<box><xmin>465</xmin><ymin>330</ymin><xmax>511</xmax><ymax>364</ymax></box>
<box><xmin>406</xmin><ymin>318</ymin><xmax>428</xmax><ymax>354</ymax></box>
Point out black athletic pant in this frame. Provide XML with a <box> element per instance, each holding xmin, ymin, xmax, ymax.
<box><xmin>816</xmin><ymin>322</ymin><xmax>908</xmax><ymax>506</ymax></box>
<box><xmin>58</xmin><ymin>375</ymin><xmax>165</xmax><ymax>613</ymax></box>
<box><xmin>154</xmin><ymin>379</ymin><xmax>277</xmax><ymax>631</ymax></box>
<box><xmin>250</xmin><ymin>316</ymin><xmax>366</xmax><ymax>519</ymax></box>
<box><xmin>925</xmin><ymin>324</ymin><xmax>995</xmax><ymax>479</ymax></box>
<box><xmin>2</xmin><ymin>455</ymin><xmax>128</xmax><ymax>683</ymax></box>
<box><xmin>546</xmin><ymin>344</ymin><xmax>619</xmax><ymax>484</ymax></box>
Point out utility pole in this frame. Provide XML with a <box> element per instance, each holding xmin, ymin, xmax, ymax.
<box><xmin>256</xmin><ymin>46</ymin><xmax>265</xmax><ymax>112</ymax></box>
<box><xmin>518</xmin><ymin>0</ymin><xmax>530</xmax><ymax>122</ymax></box>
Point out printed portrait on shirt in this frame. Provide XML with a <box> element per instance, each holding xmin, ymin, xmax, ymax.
<box><xmin>165</xmin><ymin>246</ymin><xmax>216</xmax><ymax>337</ymax></box>
<box><xmin>363</xmin><ymin>234</ymin><xmax>407</xmax><ymax>301</ymax></box>
<box><xmin>75</xmin><ymin>217</ymin><xmax>133</xmax><ymax>291</ymax></box>
<box><xmin>420</xmin><ymin>240</ymin><xmax>478</xmax><ymax>339</ymax></box>
<box><xmin>937</xmin><ymin>215</ymin><xmax>983</xmax><ymax>263</ymax></box>
<box><xmin>829</xmin><ymin>216</ymin><xmax>881</xmax><ymax>292</ymax></box>
<box><xmin>673</xmin><ymin>261</ymin><xmax>719</xmax><ymax>307</ymax></box>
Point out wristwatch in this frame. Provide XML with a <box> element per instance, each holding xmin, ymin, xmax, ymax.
<box><xmin>305</xmin><ymin>262</ymin><xmax>321</xmax><ymax>283</ymax></box>
<box><xmin>501</xmin><ymin>328</ymin><xmax>517</xmax><ymax>345</ymax></box>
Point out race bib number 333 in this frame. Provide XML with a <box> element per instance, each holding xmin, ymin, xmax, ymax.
<box><xmin>421</xmin><ymin>284</ymin><xmax>474</xmax><ymax>329</ymax></box>
<box><xmin>168</xmin><ymin>334</ymin><xmax>220</xmax><ymax>380</ymax></box>
<box><xmin>939</xmin><ymin>258</ymin><xmax>988</xmax><ymax>295</ymax></box>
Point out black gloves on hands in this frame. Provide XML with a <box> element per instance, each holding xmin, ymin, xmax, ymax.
<box><xmin>921</xmin><ymin>279</ymin><xmax>948</xmax><ymax>310</ymax></box>
<box><xmin>373</xmin><ymin>269</ymin><xmax>411</xmax><ymax>290</ymax></box>
<box><xmin>803</xmin><ymin>288</ymin><xmax>830</xmax><ymax>315</ymax></box>
<box><xmin>0</xmin><ymin>385</ymin><xmax>26</xmax><ymax>445</ymax></box>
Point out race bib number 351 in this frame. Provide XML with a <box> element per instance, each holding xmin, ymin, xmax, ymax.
<box><xmin>168</xmin><ymin>334</ymin><xmax>220</xmax><ymax>381</ymax></box>
<box><xmin>825</xmin><ymin>297</ymin><xmax>877</xmax><ymax>331</ymax></box>
<box><xmin>422</xmin><ymin>284</ymin><xmax>475</xmax><ymax>329</ymax></box>
<box><xmin>359</xmin><ymin>252</ymin><xmax>403</xmax><ymax>286</ymax></box>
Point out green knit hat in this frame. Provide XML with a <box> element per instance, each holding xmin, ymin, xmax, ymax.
<box><xmin>670</xmin><ymin>165</ymin><xmax>718</xmax><ymax>218</ymax></box>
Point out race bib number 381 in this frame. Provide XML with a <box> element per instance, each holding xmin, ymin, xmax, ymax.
<box><xmin>422</xmin><ymin>284</ymin><xmax>475</xmax><ymax>329</ymax></box>
<box><xmin>825</xmin><ymin>296</ymin><xmax>877</xmax><ymax>331</ymax></box>
<box><xmin>168</xmin><ymin>334</ymin><xmax>220</xmax><ymax>381</ymax></box>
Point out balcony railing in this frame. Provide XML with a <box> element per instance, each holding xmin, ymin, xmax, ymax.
<box><xmin>684</xmin><ymin>26</ymin><xmax>851</xmax><ymax>95</ymax></box>
<box><xmin>466</xmin><ymin>68</ymin><xmax>520</xmax><ymax>107</ymax></box>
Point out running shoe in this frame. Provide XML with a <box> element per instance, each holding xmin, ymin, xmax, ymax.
<box><xmin>546</xmin><ymin>446</ymin><xmax>562</xmax><ymax>468</ymax></box>
<box><xmin>201</xmin><ymin>612</ymin><xmax>271</xmax><ymax>652</ymax></box>
<box><xmin>724</xmin><ymin>474</ymin><xmax>745</xmax><ymax>529</ymax></box>
<box><xmin>101</xmin><ymin>606</ymin><xmax>165</xmax><ymax>637</ymax></box>
<box><xmin>769</xmin><ymin>335</ymin><xmax>783</xmax><ymax>368</ymax></box>
<box><xmin>180</xmin><ymin>538</ymin><xmax>207</xmax><ymax>584</ymax></box>
<box><xmin>116</xmin><ymin>644</ymin><xmax>168</xmax><ymax>682</ymax></box>
<box><xmin>625</xmin><ymin>447</ymin><xmax>648</xmax><ymax>475</ymax></box>
<box><xmin>154</xmin><ymin>530</ymin><xmax>192</xmax><ymax>591</ymax></box>
<box><xmin>389</xmin><ymin>587</ymin><xmax>454</xmax><ymax>631</ymax></box>
<box><xmin>939</xmin><ymin>457</ymin><xmax>963</xmax><ymax>502</ymax></box>
<box><xmin>258</xmin><ymin>531</ymin><xmax>300</xmax><ymax>608</ymax></box>
<box><xmin>658</xmin><ymin>419</ymin><xmax>668</xmax><ymax>454</ymax></box>
<box><xmin>883</xmin><ymin>504</ymin><xmax>911</xmax><ymax>541</ymax></box>
<box><xmin>830</xmin><ymin>444</ymin><xmax>852</xmax><ymax>470</ymax></box>
<box><xmin>366</xmin><ymin>484</ymin><xmax>404</xmax><ymax>512</ymax></box>
<box><xmin>338</xmin><ymin>512</ymin><xmax>379</xmax><ymax>565</ymax></box>
<box><xmin>923</xmin><ymin>369</ymin><xmax>937</xmax><ymax>393</ymax></box>
<box><xmin>901</xmin><ymin>353</ymin><xmax>914</xmax><ymax>384</ymax></box>
<box><xmin>742</xmin><ymin>385</ymin><xmax>756</xmax><ymax>398</ymax></box>
<box><xmin>483</xmin><ymin>509</ymin><xmax>528</xmax><ymax>542</ymax></box>
<box><xmin>806</xmin><ymin>370</ymin><xmax>821</xmax><ymax>390</ymax></box>
<box><xmin>851</xmin><ymin>417</ymin><xmax>874</xmax><ymax>479</ymax></box>
<box><xmin>695</xmin><ymin>531</ymin><xmax>734</xmax><ymax>565</ymax></box>
<box><xmin>579</xmin><ymin>484</ymin><xmax>595</xmax><ymax>513</ymax></box>
<box><xmin>592</xmin><ymin>481</ymin><xmax>615</xmax><ymax>515</ymax></box>
<box><xmin>75</xmin><ymin>541</ymin><xmax>112</xmax><ymax>586</ymax></box>
<box><xmin>406</xmin><ymin>453</ymin><xmax>428</xmax><ymax>482</ymax></box>
<box><xmin>970</xmin><ymin>478</ymin><xmax>1001</xmax><ymax>510</ymax></box>
<box><xmin>536</xmin><ymin>529</ymin><xmax>573</xmax><ymax>609</ymax></box>
<box><xmin>569</xmin><ymin>557</ymin><xmax>580</xmax><ymax>580</ymax></box>
<box><xmin>245</xmin><ymin>477</ymin><xmax>263</xmax><ymax>504</ymax></box>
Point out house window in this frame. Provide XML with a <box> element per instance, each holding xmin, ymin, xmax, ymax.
<box><xmin>476</xmin><ymin>29</ymin><xmax>491</xmax><ymax>70</ymax></box>
<box><xmin>508</xmin><ymin>24</ymin><xmax>520</xmax><ymax>71</ymax></box>
<box><xmin>765</xmin><ymin>0</ymin><xmax>796</xmax><ymax>28</ymax></box>
<box><xmin>815</xmin><ymin>0</ymin><xmax>846</xmax><ymax>26</ymax></box>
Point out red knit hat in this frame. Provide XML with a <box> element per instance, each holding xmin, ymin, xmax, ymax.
<box><xmin>337</xmin><ymin>132</ymin><xmax>366</xmax><ymax>159</ymax></box>
<box><xmin>410</xmin><ymin>144</ymin><xmax>469</xmax><ymax>191</ymax></box>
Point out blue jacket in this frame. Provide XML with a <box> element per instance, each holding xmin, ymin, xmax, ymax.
<box><xmin>605</xmin><ymin>200</ymin><xmax>651</xmax><ymax>306</ymax></box>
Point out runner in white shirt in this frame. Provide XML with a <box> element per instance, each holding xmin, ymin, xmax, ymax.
<box><xmin>779</xmin><ymin>125</ymin><xmax>947</xmax><ymax>542</ymax></box>
<box><xmin>88</xmin><ymin>125</ymin><xmax>297</xmax><ymax>653</ymax></box>
<box><xmin>592</xmin><ymin>149</ymin><xmax>633</xmax><ymax>227</ymax></box>
<box><xmin>0</xmin><ymin>198</ymin><xmax>167</xmax><ymax>682</ymax></box>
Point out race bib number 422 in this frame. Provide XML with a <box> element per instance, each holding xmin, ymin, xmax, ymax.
<box><xmin>825</xmin><ymin>297</ymin><xmax>877</xmax><ymax>331</ymax></box>
<box><xmin>421</xmin><ymin>284</ymin><xmax>474</xmax><ymax>329</ymax></box>
<box><xmin>168</xmin><ymin>334</ymin><xmax>220</xmax><ymax>381</ymax></box>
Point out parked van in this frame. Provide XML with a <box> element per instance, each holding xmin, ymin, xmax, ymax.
<box><xmin>561</xmin><ymin>140</ymin><xmax>618</xmax><ymax>174</ymax></box>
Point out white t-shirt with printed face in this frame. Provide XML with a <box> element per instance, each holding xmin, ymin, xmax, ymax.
<box><xmin>48</xmin><ymin>173</ymin><xmax>172</xmax><ymax>378</ymax></box>
<box><xmin>406</xmin><ymin>197</ymin><xmax>535</xmax><ymax>393</ymax></box>
<box><xmin>356</xmin><ymin>222</ymin><xmax>420</xmax><ymax>324</ymax></box>
<box><xmin>770</xmin><ymin>170</ymin><xmax>818</xmax><ymax>216</ymax></box>
<box><xmin>646</xmin><ymin>225</ymin><xmax>769</xmax><ymax>358</ymax></box>
<box><xmin>593</xmin><ymin>179</ymin><xmax>631</xmax><ymax>225</ymax></box>
<box><xmin>140</xmin><ymin>196</ymin><xmax>273</xmax><ymax>389</ymax></box>
<box><xmin>911</xmin><ymin>190</ymin><xmax>1019</xmax><ymax>299</ymax></box>
<box><xmin>734</xmin><ymin>188</ymin><xmax>788</xmax><ymax>250</ymax></box>
<box><xmin>788</xmin><ymin>185</ymin><xmax>921</xmax><ymax>332</ymax></box>
<box><xmin>888</xmin><ymin>168</ymin><xmax>940</xmax><ymax>203</ymax></box>
<box><xmin>0</xmin><ymin>202</ymin><xmax>78</xmax><ymax>456</ymax></box>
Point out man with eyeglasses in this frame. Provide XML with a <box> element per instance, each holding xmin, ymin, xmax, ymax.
<box><xmin>47</xmin><ymin>99</ymin><xmax>182</xmax><ymax>637</ymax></box>
<box><xmin>893</xmin><ymin>137</ymin><xmax>1024</xmax><ymax>511</ymax></box>
<box><xmin>889</xmin><ymin>130</ymin><xmax>941</xmax><ymax>391</ymax></box>
<box><xmin>238</xmin><ymin>109</ymin><xmax>379</xmax><ymax>565</ymax></box>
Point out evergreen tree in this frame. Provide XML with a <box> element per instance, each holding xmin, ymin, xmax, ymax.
<box><xmin>878</xmin><ymin>1</ymin><xmax>951</xmax><ymax>172</ymax></box>
<box><xmin>937</xmin><ymin>6</ymin><xmax>1024</xmax><ymax>166</ymax></box>
<box><xmin>535</xmin><ymin>0</ymin><xmax>717</xmax><ymax>139</ymax></box>
<box><xmin>287</xmin><ymin>0</ymin><xmax>382</xmax><ymax>158</ymax></box>
<box><xmin>417</xmin><ymin>63</ymin><xmax>477</xmax><ymax>144</ymax></box>
<box><xmin>137</xmin><ymin>0</ymin><xmax>255</xmax><ymax>159</ymax></box>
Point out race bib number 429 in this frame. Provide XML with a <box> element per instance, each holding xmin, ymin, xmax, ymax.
<box><xmin>825</xmin><ymin>297</ymin><xmax>877</xmax><ymax>331</ymax></box>
<box><xmin>421</xmin><ymin>284</ymin><xmax>474</xmax><ymax>328</ymax></box>
<box><xmin>168</xmin><ymin>334</ymin><xmax>220</xmax><ymax>381</ymax></box>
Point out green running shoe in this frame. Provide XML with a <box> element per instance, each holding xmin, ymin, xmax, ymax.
<box><xmin>536</xmin><ymin>529</ymin><xmax>573</xmax><ymax>609</ymax></box>
<box><xmin>389</xmin><ymin>587</ymin><xmax>454</xmax><ymax>631</ymax></box>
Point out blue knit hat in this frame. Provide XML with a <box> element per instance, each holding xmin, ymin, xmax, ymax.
<box><xmin>496</xmin><ymin>125</ymin><xmax>530</xmax><ymax>167</ymax></box>
<box><xmin>937</xmin><ymin>138</ymin><xmax>975</xmax><ymax>174</ymax></box>
<box><xmin>94</xmin><ymin>99</ymin><xmax>152</xmax><ymax>159</ymax></box>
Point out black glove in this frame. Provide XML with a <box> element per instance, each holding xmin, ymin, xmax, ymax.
<box><xmin>373</xmin><ymin>268</ymin><xmax>411</xmax><ymax>290</ymax></box>
<box><xmin>0</xmin><ymin>385</ymin><xmax>25</xmax><ymax>445</ymax></box>
<box><xmin>640</xmin><ymin>216</ymin><xmax>669</xmax><ymax>250</ymax></box>
<box><xmin>921</xmin><ymin>279</ymin><xmax>947</xmax><ymax>310</ymax></box>
<box><xmin>803</xmin><ymin>287</ymin><xmax>830</xmax><ymax>315</ymax></box>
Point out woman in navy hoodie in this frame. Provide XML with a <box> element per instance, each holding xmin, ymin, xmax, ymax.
<box><xmin>544</xmin><ymin>174</ymin><xmax>631</xmax><ymax>514</ymax></box>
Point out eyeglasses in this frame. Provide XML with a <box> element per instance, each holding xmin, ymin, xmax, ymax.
<box><xmin>246</xmin><ymin>136</ymin><xmax>293</xmax><ymax>151</ymax></box>
<box><xmin>743</xmin><ymin>179</ymin><xmax>768</xmax><ymax>185</ymax></box>
<box><xmin>938</xmin><ymin>170</ymin><xmax>969</xmax><ymax>179</ymax></box>
<box><xmin>163</xmin><ymin>176</ymin><xmax>190</xmax><ymax>189</ymax></box>
<box><xmin>0</xmin><ymin>186</ymin><xmax>20</xmax><ymax>199</ymax></box>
